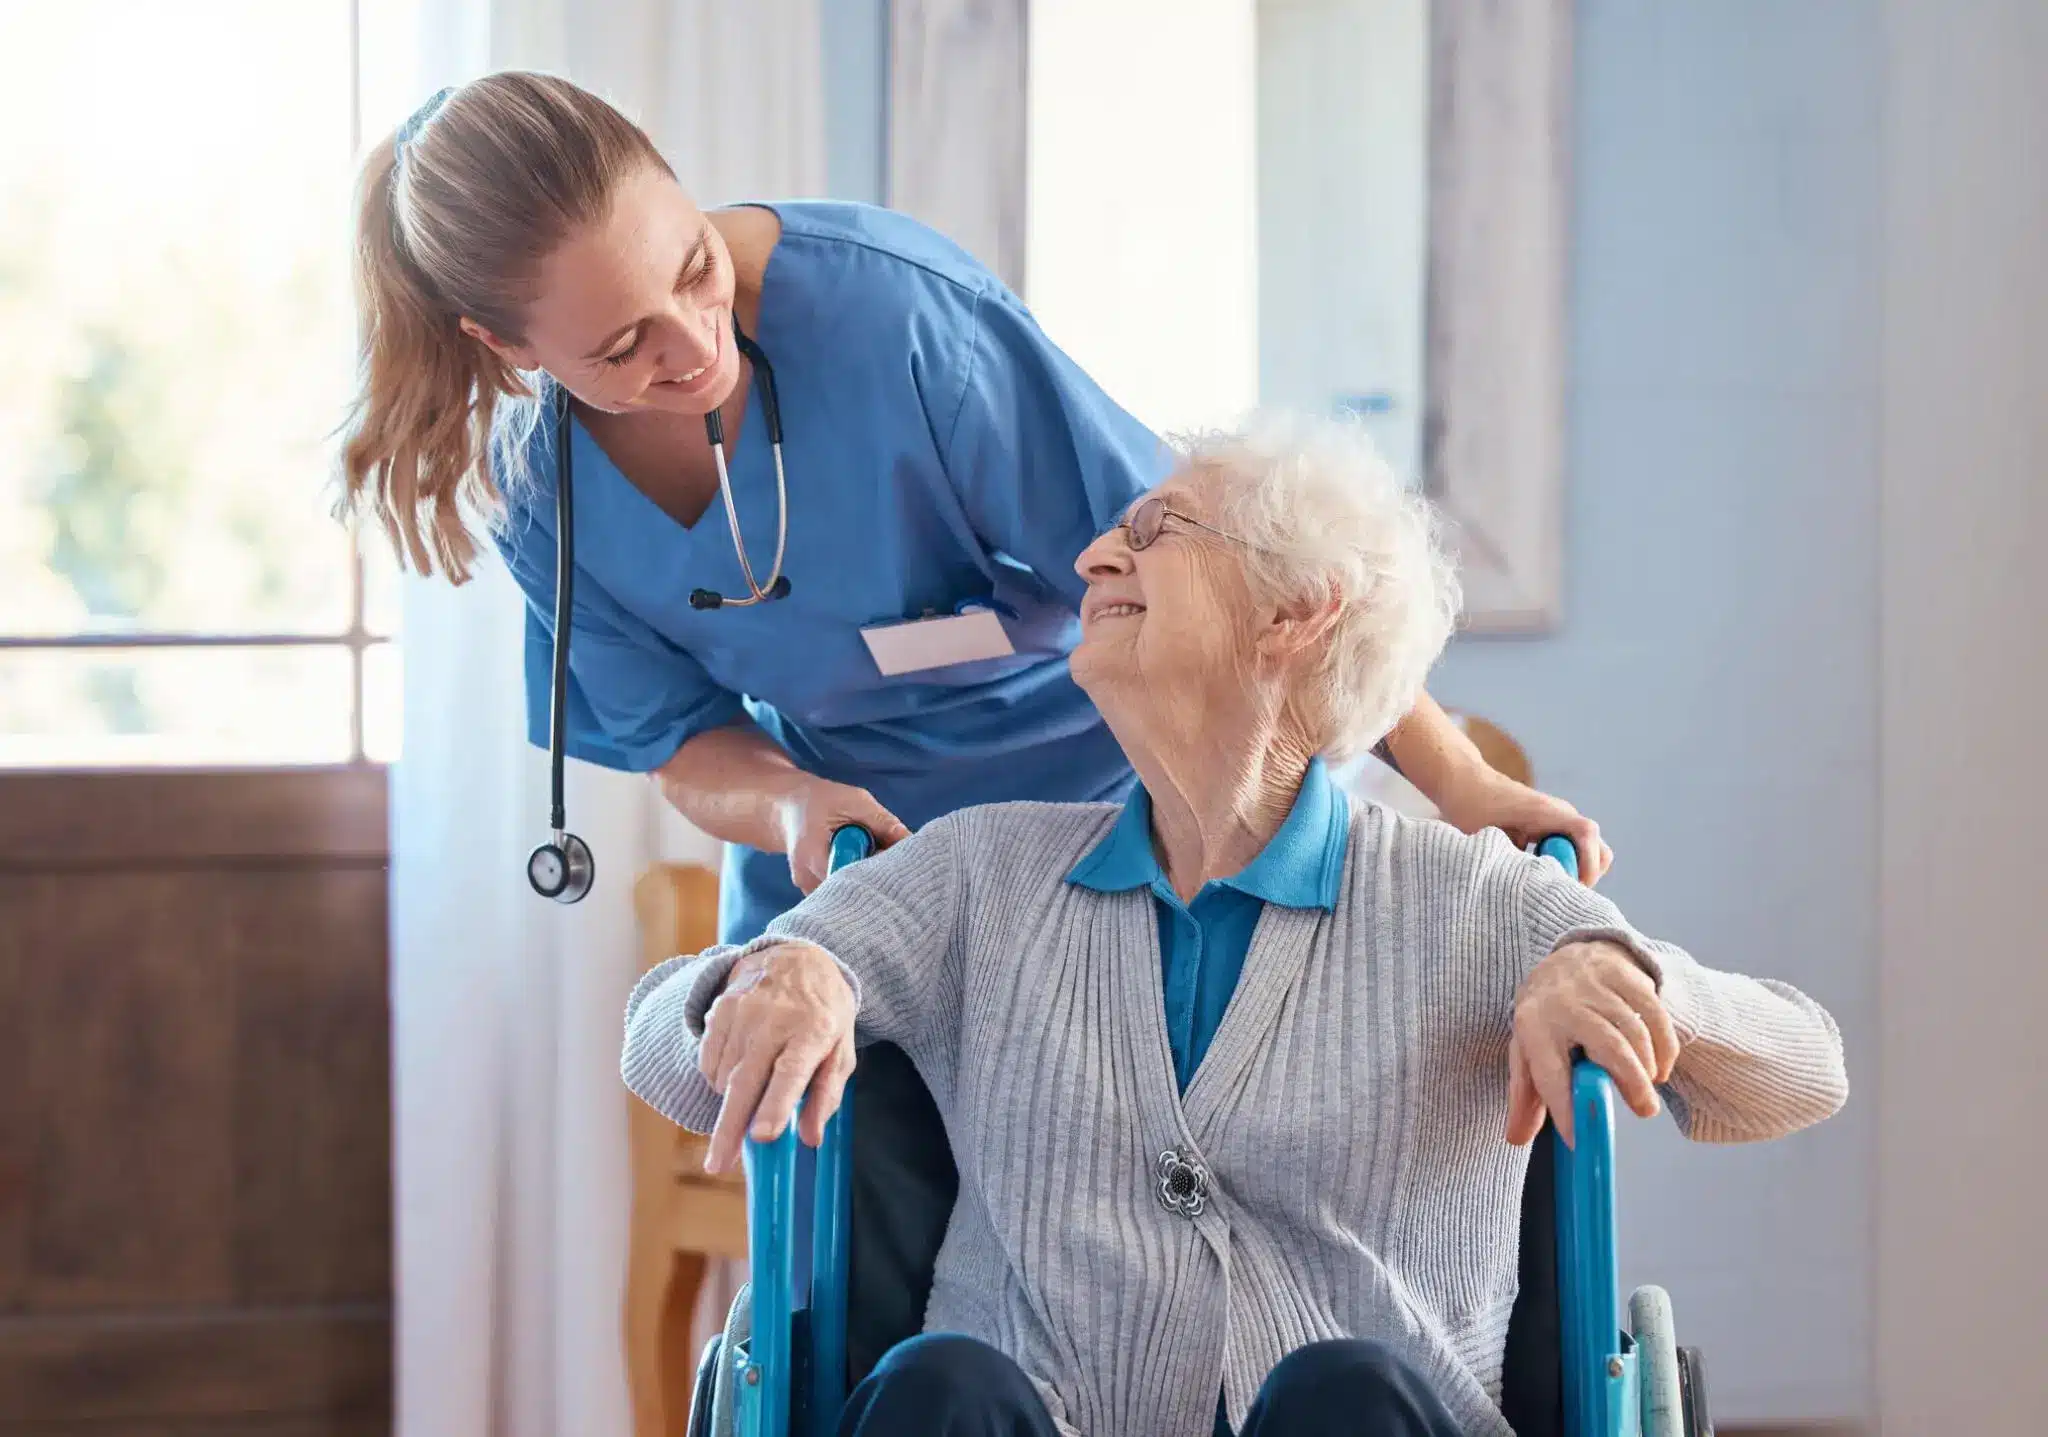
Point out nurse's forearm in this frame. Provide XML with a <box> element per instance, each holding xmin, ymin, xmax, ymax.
<box><xmin>1383</xmin><ymin>690</ymin><xmax>1487</xmax><ymax>805</ymax></box>
<box><xmin>654</xmin><ymin>721</ymin><xmax>812</xmax><ymax>855</ymax></box>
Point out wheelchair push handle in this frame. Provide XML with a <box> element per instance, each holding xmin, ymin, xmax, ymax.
<box><xmin>828</xmin><ymin>823</ymin><xmax>875</xmax><ymax>870</ymax></box>
<box><xmin>1536</xmin><ymin>832</ymin><xmax>1582</xmax><ymax>879</ymax></box>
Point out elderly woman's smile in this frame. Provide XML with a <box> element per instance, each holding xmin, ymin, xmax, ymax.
<box><xmin>1081</xmin><ymin>596</ymin><xmax>1145</xmax><ymax>624</ymax></box>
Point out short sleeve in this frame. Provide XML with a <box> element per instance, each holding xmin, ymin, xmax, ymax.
<box><xmin>939</xmin><ymin>285</ymin><xmax>1173</xmax><ymax>608</ymax></box>
<box><xmin>496</xmin><ymin>506</ymin><xmax>746</xmax><ymax>774</ymax></box>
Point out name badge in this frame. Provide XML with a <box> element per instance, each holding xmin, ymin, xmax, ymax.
<box><xmin>860</xmin><ymin>608</ymin><xmax>1016</xmax><ymax>676</ymax></box>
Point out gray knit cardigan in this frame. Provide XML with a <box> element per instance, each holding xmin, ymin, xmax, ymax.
<box><xmin>622</xmin><ymin>800</ymin><xmax>1847</xmax><ymax>1437</ymax></box>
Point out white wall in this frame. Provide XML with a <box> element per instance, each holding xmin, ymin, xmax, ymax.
<box><xmin>1876</xmin><ymin>2</ymin><xmax>2048</xmax><ymax>1432</ymax></box>
<box><xmin>1025</xmin><ymin>0</ymin><xmax>1260</xmax><ymax>436</ymax></box>
<box><xmin>1431</xmin><ymin>3</ymin><xmax>1883</xmax><ymax>1421</ymax></box>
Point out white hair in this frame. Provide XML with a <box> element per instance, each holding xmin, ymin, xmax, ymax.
<box><xmin>1176</xmin><ymin>413</ymin><xmax>1462</xmax><ymax>761</ymax></box>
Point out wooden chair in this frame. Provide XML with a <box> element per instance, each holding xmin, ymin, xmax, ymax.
<box><xmin>626</xmin><ymin>863</ymin><xmax>747</xmax><ymax>1437</ymax></box>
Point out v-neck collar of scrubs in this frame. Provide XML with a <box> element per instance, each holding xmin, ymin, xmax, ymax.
<box><xmin>568</xmin><ymin>212</ymin><xmax>789</xmax><ymax>548</ymax></box>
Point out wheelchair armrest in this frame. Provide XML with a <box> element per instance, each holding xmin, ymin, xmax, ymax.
<box><xmin>741</xmin><ymin>825</ymin><xmax>871</xmax><ymax>1437</ymax></box>
<box><xmin>743</xmin><ymin>1099</ymin><xmax>854</xmax><ymax>1437</ymax></box>
<box><xmin>1535</xmin><ymin>836</ymin><xmax>1633</xmax><ymax>1436</ymax></box>
<box><xmin>1557</xmin><ymin>1062</ymin><xmax>1628</xmax><ymax>1436</ymax></box>
<box><xmin>743</xmin><ymin>1124</ymin><xmax>800</xmax><ymax>1437</ymax></box>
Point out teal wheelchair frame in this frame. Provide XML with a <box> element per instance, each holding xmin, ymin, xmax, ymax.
<box><xmin>691</xmin><ymin>830</ymin><xmax>1712</xmax><ymax>1437</ymax></box>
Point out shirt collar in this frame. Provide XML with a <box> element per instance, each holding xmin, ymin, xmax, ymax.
<box><xmin>1065</xmin><ymin>756</ymin><xmax>1349</xmax><ymax>912</ymax></box>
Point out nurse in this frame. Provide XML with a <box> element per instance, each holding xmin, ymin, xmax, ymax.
<box><xmin>341</xmin><ymin>72</ymin><xmax>1610</xmax><ymax>946</ymax></box>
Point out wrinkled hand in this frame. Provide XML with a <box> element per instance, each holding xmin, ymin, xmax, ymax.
<box><xmin>775</xmin><ymin>777</ymin><xmax>911</xmax><ymax>894</ymax></box>
<box><xmin>1507</xmin><ymin>939</ymin><xmax>1678</xmax><ymax>1148</ymax></box>
<box><xmin>697</xmin><ymin>941</ymin><xmax>856</xmax><ymax>1173</ymax></box>
<box><xmin>1437</xmin><ymin>768</ymin><xmax>1613</xmax><ymax>885</ymax></box>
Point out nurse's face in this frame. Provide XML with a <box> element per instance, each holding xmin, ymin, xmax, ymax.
<box><xmin>1069</xmin><ymin>472</ymin><xmax>1262</xmax><ymax>740</ymax></box>
<box><xmin>502</xmin><ymin>166</ymin><xmax>744</xmax><ymax>417</ymax></box>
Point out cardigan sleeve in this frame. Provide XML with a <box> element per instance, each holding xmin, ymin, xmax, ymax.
<box><xmin>621</xmin><ymin>813</ymin><xmax>969</xmax><ymax>1134</ymax></box>
<box><xmin>1516</xmin><ymin>853</ymin><xmax>1849</xmax><ymax>1144</ymax></box>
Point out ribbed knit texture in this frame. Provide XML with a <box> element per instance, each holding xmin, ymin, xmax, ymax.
<box><xmin>622</xmin><ymin>801</ymin><xmax>1847</xmax><ymax>1437</ymax></box>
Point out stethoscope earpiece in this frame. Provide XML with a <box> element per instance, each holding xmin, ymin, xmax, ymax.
<box><xmin>527</xmin><ymin>833</ymin><xmax>595</xmax><ymax>904</ymax></box>
<box><xmin>690</xmin><ymin>574</ymin><xmax>788</xmax><ymax>611</ymax></box>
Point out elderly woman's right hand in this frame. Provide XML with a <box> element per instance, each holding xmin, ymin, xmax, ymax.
<box><xmin>697</xmin><ymin>941</ymin><xmax>857</xmax><ymax>1174</ymax></box>
<box><xmin>1507</xmin><ymin>938</ymin><xmax>1679</xmax><ymax>1149</ymax></box>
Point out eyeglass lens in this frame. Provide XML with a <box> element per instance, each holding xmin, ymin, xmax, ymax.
<box><xmin>1128</xmin><ymin>497</ymin><xmax>1164</xmax><ymax>550</ymax></box>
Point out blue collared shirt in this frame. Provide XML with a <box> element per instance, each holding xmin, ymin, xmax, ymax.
<box><xmin>1066</xmin><ymin>757</ymin><xmax>1350</xmax><ymax>1091</ymax></box>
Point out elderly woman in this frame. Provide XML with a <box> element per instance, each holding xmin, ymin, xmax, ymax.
<box><xmin>622</xmin><ymin>418</ymin><xmax>1847</xmax><ymax>1437</ymax></box>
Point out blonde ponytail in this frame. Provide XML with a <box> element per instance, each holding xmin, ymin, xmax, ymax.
<box><xmin>336</xmin><ymin>74</ymin><xmax>670</xmax><ymax>582</ymax></box>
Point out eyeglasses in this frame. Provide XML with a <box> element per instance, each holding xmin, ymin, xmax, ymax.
<box><xmin>1119</xmin><ymin>496</ymin><xmax>1249</xmax><ymax>552</ymax></box>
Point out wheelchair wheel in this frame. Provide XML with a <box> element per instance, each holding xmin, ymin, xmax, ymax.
<box><xmin>1678</xmin><ymin>1345</ymin><xmax>1713</xmax><ymax>1437</ymax></box>
<box><xmin>702</xmin><ymin>1283</ymin><xmax>753</xmax><ymax>1437</ymax></box>
<box><xmin>1630</xmin><ymin>1285</ymin><xmax>1683</xmax><ymax>1437</ymax></box>
<box><xmin>688</xmin><ymin>1334</ymin><xmax>724</xmax><ymax>1437</ymax></box>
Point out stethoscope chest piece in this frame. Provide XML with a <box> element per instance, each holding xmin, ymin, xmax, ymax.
<box><xmin>527</xmin><ymin>832</ymin><xmax>595</xmax><ymax>904</ymax></box>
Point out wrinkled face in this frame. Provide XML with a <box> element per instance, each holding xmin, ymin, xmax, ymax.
<box><xmin>498</xmin><ymin>166</ymin><xmax>742</xmax><ymax>416</ymax></box>
<box><xmin>1069</xmin><ymin>469</ymin><xmax>1264</xmax><ymax>737</ymax></box>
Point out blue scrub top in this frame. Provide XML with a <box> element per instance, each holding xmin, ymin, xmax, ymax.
<box><xmin>494</xmin><ymin>202</ymin><xmax>1170</xmax><ymax>942</ymax></box>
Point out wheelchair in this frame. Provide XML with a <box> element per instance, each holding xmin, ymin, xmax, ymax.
<box><xmin>688</xmin><ymin>830</ymin><xmax>1715</xmax><ymax>1437</ymax></box>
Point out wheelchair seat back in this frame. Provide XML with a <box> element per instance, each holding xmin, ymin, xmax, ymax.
<box><xmin>844</xmin><ymin>1041</ymin><xmax>956</xmax><ymax>1386</ymax></box>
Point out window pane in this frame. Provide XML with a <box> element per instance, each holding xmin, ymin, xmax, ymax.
<box><xmin>0</xmin><ymin>647</ymin><xmax>354</xmax><ymax>767</ymax></box>
<box><xmin>362</xmin><ymin>641</ymin><xmax>403</xmax><ymax>764</ymax></box>
<box><xmin>363</xmin><ymin>542</ymin><xmax>403</xmax><ymax>639</ymax></box>
<box><xmin>0</xmin><ymin>2</ymin><xmax>356</xmax><ymax>638</ymax></box>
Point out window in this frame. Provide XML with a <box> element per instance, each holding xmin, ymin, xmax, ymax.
<box><xmin>0</xmin><ymin>0</ymin><xmax>400</xmax><ymax>766</ymax></box>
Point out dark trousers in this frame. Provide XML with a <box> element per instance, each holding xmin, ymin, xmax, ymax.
<box><xmin>836</xmin><ymin>1332</ymin><xmax>1466</xmax><ymax>1437</ymax></box>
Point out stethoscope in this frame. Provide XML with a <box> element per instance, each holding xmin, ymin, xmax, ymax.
<box><xmin>525</xmin><ymin>318</ymin><xmax>793</xmax><ymax>904</ymax></box>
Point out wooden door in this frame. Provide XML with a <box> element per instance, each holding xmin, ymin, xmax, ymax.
<box><xmin>0</xmin><ymin>767</ymin><xmax>391</xmax><ymax>1437</ymax></box>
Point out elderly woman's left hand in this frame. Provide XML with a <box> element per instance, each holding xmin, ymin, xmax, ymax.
<box><xmin>1507</xmin><ymin>939</ymin><xmax>1679</xmax><ymax>1148</ymax></box>
<box><xmin>1436</xmin><ymin>767</ymin><xmax>1614</xmax><ymax>885</ymax></box>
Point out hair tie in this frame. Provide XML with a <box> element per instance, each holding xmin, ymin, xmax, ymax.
<box><xmin>393</xmin><ymin>85</ymin><xmax>457</xmax><ymax>170</ymax></box>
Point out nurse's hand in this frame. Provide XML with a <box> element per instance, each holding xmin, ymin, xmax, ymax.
<box><xmin>1436</xmin><ymin>766</ymin><xmax>1613</xmax><ymax>886</ymax></box>
<box><xmin>698</xmin><ymin>940</ymin><xmax>857</xmax><ymax>1174</ymax></box>
<box><xmin>776</xmin><ymin>777</ymin><xmax>911</xmax><ymax>894</ymax></box>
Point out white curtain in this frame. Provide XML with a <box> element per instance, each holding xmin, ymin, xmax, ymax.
<box><xmin>376</xmin><ymin>4</ymin><xmax>825</xmax><ymax>1434</ymax></box>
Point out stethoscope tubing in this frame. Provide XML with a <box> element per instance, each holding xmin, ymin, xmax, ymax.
<box><xmin>535</xmin><ymin>317</ymin><xmax>792</xmax><ymax>898</ymax></box>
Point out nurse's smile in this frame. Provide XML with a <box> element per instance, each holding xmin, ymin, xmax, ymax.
<box><xmin>653</xmin><ymin>320</ymin><xmax>722</xmax><ymax>394</ymax></box>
